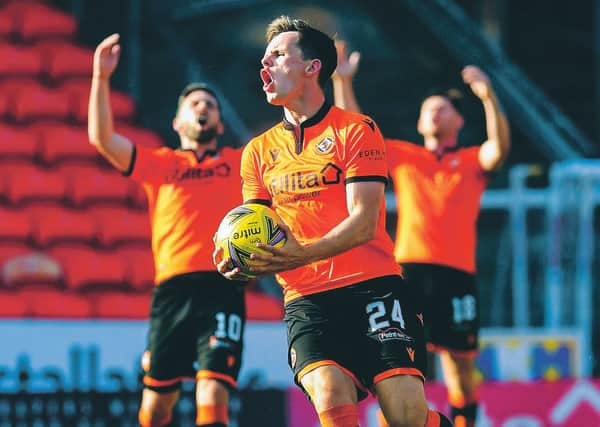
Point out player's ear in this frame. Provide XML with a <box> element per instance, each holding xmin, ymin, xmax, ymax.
<box><xmin>217</xmin><ymin>120</ymin><xmax>225</xmax><ymax>136</ymax></box>
<box><xmin>305</xmin><ymin>59</ymin><xmax>321</xmax><ymax>75</ymax></box>
<box><xmin>172</xmin><ymin>116</ymin><xmax>181</xmax><ymax>132</ymax></box>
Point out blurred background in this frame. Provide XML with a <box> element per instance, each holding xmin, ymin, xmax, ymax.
<box><xmin>0</xmin><ymin>0</ymin><xmax>599</xmax><ymax>425</ymax></box>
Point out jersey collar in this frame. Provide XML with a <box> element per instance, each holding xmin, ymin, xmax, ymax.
<box><xmin>282</xmin><ymin>102</ymin><xmax>332</xmax><ymax>131</ymax></box>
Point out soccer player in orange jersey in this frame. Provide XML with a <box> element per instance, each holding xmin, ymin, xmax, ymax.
<box><xmin>333</xmin><ymin>41</ymin><xmax>510</xmax><ymax>427</ymax></box>
<box><xmin>216</xmin><ymin>17</ymin><xmax>451</xmax><ymax>427</ymax></box>
<box><xmin>89</xmin><ymin>34</ymin><xmax>246</xmax><ymax>427</ymax></box>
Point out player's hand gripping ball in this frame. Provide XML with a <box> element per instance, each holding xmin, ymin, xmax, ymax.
<box><xmin>215</xmin><ymin>203</ymin><xmax>287</xmax><ymax>278</ymax></box>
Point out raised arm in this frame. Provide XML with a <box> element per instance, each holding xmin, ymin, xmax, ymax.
<box><xmin>462</xmin><ymin>66</ymin><xmax>511</xmax><ymax>172</ymax></box>
<box><xmin>88</xmin><ymin>33</ymin><xmax>134</xmax><ymax>173</ymax></box>
<box><xmin>332</xmin><ymin>40</ymin><xmax>362</xmax><ymax>113</ymax></box>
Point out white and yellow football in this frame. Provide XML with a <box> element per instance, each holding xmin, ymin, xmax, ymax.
<box><xmin>215</xmin><ymin>203</ymin><xmax>287</xmax><ymax>278</ymax></box>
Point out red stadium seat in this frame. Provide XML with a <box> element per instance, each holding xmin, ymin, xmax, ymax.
<box><xmin>30</xmin><ymin>204</ymin><xmax>97</xmax><ymax>247</ymax></box>
<box><xmin>44</xmin><ymin>43</ymin><xmax>92</xmax><ymax>82</ymax></box>
<box><xmin>0</xmin><ymin>124</ymin><xmax>39</xmax><ymax>161</ymax></box>
<box><xmin>12</xmin><ymin>84</ymin><xmax>71</xmax><ymax>123</ymax></box>
<box><xmin>62</xmin><ymin>79</ymin><xmax>136</xmax><ymax>123</ymax></box>
<box><xmin>245</xmin><ymin>291</ymin><xmax>284</xmax><ymax>321</ymax></box>
<box><xmin>50</xmin><ymin>244</ymin><xmax>128</xmax><ymax>291</ymax></box>
<box><xmin>1</xmin><ymin>251</ymin><xmax>62</xmax><ymax>287</ymax></box>
<box><xmin>0</xmin><ymin>206</ymin><xmax>33</xmax><ymax>243</ymax></box>
<box><xmin>118</xmin><ymin>245</ymin><xmax>155</xmax><ymax>291</ymax></box>
<box><xmin>0</xmin><ymin>291</ymin><xmax>28</xmax><ymax>317</ymax></box>
<box><xmin>61</xmin><ymin>164</ymin><xmax>135</xmax><ymax>206</ymax></box>
<box><xmin>0</xmin><ymin>44</ymin><xmax>43</xmax><ymax>78</ymax></box>
<box><xmin>0</xmin><ymin>12</ymin><xmax>15</xmax><ymax>41</ymax></box>
<box><xmin>36</xmin><ymin>123</ymin><xmax>99</xmax><ymax>165</ymax></box>
<box><xmin>92</xmin><ymin>291</ymin><xmax>150</xmax><ymax>319</ymax></box>
<box><xmin>3</xmin><ymin>1</ymin><xmax>77</xmax><ymax>42</ymax></box>
<box><xmin>5</xmin><ymin>163</ymin><xmax>68</xmax><ymax>204</ymax></box>
<box><xmin>22</xmin><ymin>288</ymin><xmax>92</xmax><ymax>318</ymax></box>
<box><xmin>0</xmin><ymin>242</ymin><xmax>34</xmax><ymax>266</ymax></box>
<box><xmin>95</xmin><ymin>206</ymin><xmax>150</xmax><ymax>247</ymax></box>
<box><xmin>116</xmin><ymin>125</ymin><xmax>164</xmax><ymax>148</ymax></box>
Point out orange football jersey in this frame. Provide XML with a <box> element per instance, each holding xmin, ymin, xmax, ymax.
<box><xmin>128</xmin><ymin>145</ymin><xmax>242</xmax><ymax>284</ymax></box>
<box><xmin>241</xmin><ymin>104</ymin><xmax>400</xmax><ymax>303</ymax></box>
<box><xmin>387</xmin><ymin>140</ymin><xmax>488</xmax><ymax>273</ymax></box>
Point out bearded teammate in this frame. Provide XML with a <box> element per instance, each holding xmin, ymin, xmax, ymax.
<box><xmin>216</xmin><ymin>17</ymin><xmax>451</xmax><ymax>427</ymax></box>
<box><xmin>333</xmin><ymin>41</ymin><xmax>510</xmax><ymax>427</ymax></box>
<box><xmin>89</xmin><ymin>34</ymin><xmax>245</xmax><ymax>427</ymax></box>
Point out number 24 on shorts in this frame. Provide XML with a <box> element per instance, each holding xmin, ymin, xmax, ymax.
<box><xmin>366</xmin><ymin>300</ymin><xmax>405</xmax><ymax>331</ymax></box>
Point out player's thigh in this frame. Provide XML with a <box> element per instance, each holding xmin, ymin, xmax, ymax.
<box><xmin>300</xmin><ymin>364</ymin><xmax>358</xmax><ymax>411</ymax></box>
<box><xmin>194</xmin><ymin>273</ymin><xmax>246</xmax><ymax>388</ymax></box>
<box><xmin>140</xmin><ymin>387</ymin><xmax>180</xmax><ymax>416</ymax></box>
<box><xmin>144</xmin><ymin>276</ymin><xmax>199</xmax><ymax>388</ymax></box>
<box><xmin>196</xmin><ymin>378</ymin><xmax>229</xmax><ymax>405</ymax></box>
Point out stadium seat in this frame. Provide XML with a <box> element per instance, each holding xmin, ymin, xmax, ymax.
<box><xmin>1</xmin><ymin>251</ymin><xmax>62</xmax><ymax>288</ymax></box>
<box><xmin>0</xmin><ymin>44</ymin><xmax>43</xmax><ymax>78</ymax></box>
<box><xmin>4</xmin><ymin>163</ymin><xmax>68</xmax><ymax>205</ymax></box>
<box><xmin>61</xmin><ymin>164</ymin><xmax>135</xmax><ymax>206</ymax></box>
<box><xmin>0</xmin><ymin>242</ymin><xmax>34</xmax><ymax>266</ymax></box>
<box><xmin>30</xmin><ymin>204</ymin><xmax>97</xmax><ymax>247</ymax></box>
<box><xmin>0</xmin><ymin>291</ymin><xmax>28</xmax><ymax>317</ymax></box>
<box><xmin>0</xmin><ymin>12</ymin><xmax>15</xmax><ymax>41</ymax></box>
<box><xmin>0</xmin><ymin>206</ymin><xmax>33</xmax><ymax>243</ymax></box>
<box><xmin>22</xmin><ymin>288</ymin><xmax>93</xmax><ymax>318</ymax></box>
<box><xmin>12</xmin><ymin>84</ymin><xmax>71</xmax><ymax>123</ymax></box>
<box><xmin>62</xmin><ymin>79</ymin><xmax>136</xmax><ymax>123</ymax></box>
<box><xmin>118</xmin><ymin>245</ymin><xmax>155</xmax><ymax>291</ymax></box>
<box><xmin>36</xmin><ymin>123</ymin><xmax>98</xmax><ymax>165</ymax></box>
<box><xmin>44</xmin><ymin>43</ymin><xmax>92</xmax><ymax>82</ymax></box>
<box><xmin>95</xmin><ymin>206</ymin><xmax>150</xmax><ymax>247</ymax></box>
<box><xmin>0</xmin><ymin>124</ymin><xmax>39</xmax><ymax>161</ymax></box>
<box><xmin>3</xmin><ymin>1</ymin><xmax>77</xmax><ymax>42</ymax></box>
<box><xmin>245</xmin><ymin>291</ymin><xmax>284</xmax><ymax>321</ymax></box>
<box><xmin>50</xmin><ymin>244</ymin><xmax>128</xmax><ymax>291</ymax></box>
<box><xmin>115</xmin><ymin>125</ymin><xmax>164</xmax><ymax>148</ymax></box>
<box><xmin>92</xmin><ymin>291</ymin><xmax>150</xmax><ymax>319</ymax></box>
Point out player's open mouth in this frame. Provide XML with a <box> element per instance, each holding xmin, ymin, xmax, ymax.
<box><xmin>261</xmin><ymin>68</ymin><xmax>274</xmax><ymax>92</ymax></box>
<box><xmin>198</xmin><ymin>116</ymin><xmax>207</xmax><ymax>126</ymax></box>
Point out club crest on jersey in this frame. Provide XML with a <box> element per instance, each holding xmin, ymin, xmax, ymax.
<box><xmin>315</xmin><ymin>137</ymin><xmax>335</xmax><ymax>154</ymax></box>
<box><xmin>269</xmin><ymin>148</ymin><xmax>280</xmax><ymax>162</ymax></box>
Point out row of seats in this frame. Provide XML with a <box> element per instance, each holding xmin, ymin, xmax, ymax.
<box><xmin>0</xmin><ymin>242</ymin><xmax>154</xmax><ymax>290</ymax></box>
<box><xmin>0</xmin><ymin>42</ymin><xmax>95</xmax><ymax>83</ymax></box>
<box><xmin>0</xmin><ymin>288</ymin><xmax>284</xmax><ymax>320</ymax></box>
<box><xmin>0</xmin><ymin>1</ymin><xmax>76</xmax><ymax>43</ymax></box>
<box><xmin>0</xmin><ymin>79</ymin><xmax>135</xmax><ymax>123</ymax></box>
<box><xmin>0</xmin><ymin>204</ymin><xmax>150</xmax><ymax>247</ymax></box>
<box><xmin>0</xmin><ymin>162</ymin><xmax>147</xmax><ymax>207</ymax></box>
<box><xmin>0</xmin><ymin>122</ymin><xmax>163</xmax><ymax>165</ymax></box>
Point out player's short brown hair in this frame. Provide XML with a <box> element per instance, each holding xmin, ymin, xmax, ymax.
<box><xmin>175</xmin><ymin>82</ymin><xmax>222</xmax><ymax>116</ymax></box>
<box><xmin>265</xmin><ymin>16</ymin><xmax>337</xmax><ymax>89</ymax></box>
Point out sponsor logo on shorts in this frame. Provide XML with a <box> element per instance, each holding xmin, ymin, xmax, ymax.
<box><xmin>377</xmin><ymin>327</ymin><xmax>412</xmax><ymax>343</ymax></box>
<box><xmin>209</xmin><ymin>336</ymin><xmax>233</xmax><ymax>350</ymax></box>
<box><xmin>290</xmin><ymin>348</ymin><xmax>297</xmax><ymax>369</ymax></box>
<box><xmin>416</xmin><ymin>313</ymin><xmax>424</xmax><ymax>325</ymax></box>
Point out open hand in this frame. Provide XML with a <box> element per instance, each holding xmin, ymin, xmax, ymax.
<box><xmin>333</xmin><ymin>40</ymin><xmax>361</xmax><ymax>80</ymax></box>
<box><xmin>462</xmin><ymin>65</ymin><xmax>492</xmax><ymax>101</ymax></box>
<box><xmin>93</xmin><ymin>33</ymin><xmax>121</xmax><ymax>79</ymax></box>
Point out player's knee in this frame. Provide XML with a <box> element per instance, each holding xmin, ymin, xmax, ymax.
<box><xmin>138</xmin><ymin>407</ymin><xmax>173</xmax><ymax>427</ymax></box>
<box><xmin>382</xmin><ymin>396</ymin><xmax>428</xmax><ymax>427</ymax></box>
<box><xmin>306</xmin><ymin>367</ymin><xmax>356</xmax><ymax>410</ymax></box>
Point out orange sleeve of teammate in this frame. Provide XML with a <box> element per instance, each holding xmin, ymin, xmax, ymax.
<box><xmin>344</xmin><ymin>117</ymin><xmax>388</xmax><ymax>181</ymax></box>
<box><xmin>241</xmin><ymin>141</ymin><xmax>271</xmax><ymax>203</ymax></box>
<box><xmin>128</xmin><ymin>145</ymin><xmax>173</xmax><ymax>184</ymax></box>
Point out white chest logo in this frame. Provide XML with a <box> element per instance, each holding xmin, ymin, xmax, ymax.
<box><xmin>315</xmin><ymin>137</ymin><xmax>335</xmax><ymax>154</ymax></box>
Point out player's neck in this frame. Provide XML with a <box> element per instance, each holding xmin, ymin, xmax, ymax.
<box><xmin>424</xmin><ymin>135</ymin><xmax>457</xmax><ymax>156</ymax></box>
<box><xmin>181</xmin><ymin>138</ymin><xmax>218</xmax><ymax>155</ymax></box>
<box><xmin>283</xmin><ymin>87</ymin><xmax>325</xmax><ymax>127</ymax></box>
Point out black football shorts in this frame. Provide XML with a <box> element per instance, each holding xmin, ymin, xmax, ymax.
<box><xmin>284</xmin><ymin>275</ymin><xmax>426</xmax><ymax>400</ymax></box>
<box><xmin>401</xmin><ymin>263</ymin><xmax>480</xmax><ymax>354</ymax></box>
<box><xmin>142</xmin><ymin>271</ymin><xmax>246</xmax><ymax>393</ymax></box>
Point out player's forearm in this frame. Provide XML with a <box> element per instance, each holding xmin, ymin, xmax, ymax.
<box><xmin>303</xmin><ymin>207</ymin><xmax>378</xmax><ymax>263</ymax></box>
<box><xmin>88</xmin><ymin>76</ymin><xmax>115</xmax><ymax>149</ymax></box>
<box><xmin>332</xmin><ymin>77</ymin><xmax>362</xmax><ymax>113</ymax></box>
<box><xmin>482</xmin><ymin>91</ymin><xmax>511</xmax><ymax>159</ymax></box>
